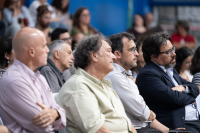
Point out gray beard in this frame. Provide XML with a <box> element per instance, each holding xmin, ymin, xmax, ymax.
<box><xmin>164</xmin><ymin>62</ymin><xmax>176</xmax><ymax>69</ymax></box>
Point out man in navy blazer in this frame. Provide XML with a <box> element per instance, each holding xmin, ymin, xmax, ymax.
<box><xmin>136</xmin><ymin>32</ymin><xmax>200</xmax><ymax>132</ymax></box>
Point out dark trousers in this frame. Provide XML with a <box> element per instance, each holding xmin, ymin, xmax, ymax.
<box><xmin>185</xmin><ymin>120</ymin><xmax>200</xmax><ymax>133</ymax></box>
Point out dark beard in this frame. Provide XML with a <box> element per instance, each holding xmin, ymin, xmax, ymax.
<box><xmin>39</xmin><ymin>21</ymin><xmax>49</xmax><ymax>29</ymax></box>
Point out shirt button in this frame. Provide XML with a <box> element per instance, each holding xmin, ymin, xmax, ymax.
<box><xmin>182</xmin><ymin>117</ymin><xmax>185</xmax><ymax>120</ymax></box>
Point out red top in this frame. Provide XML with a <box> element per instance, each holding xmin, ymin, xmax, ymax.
<box><xmin>171</xmin><ymin>33</ymin><xmax>195</xmax><ymax>44</ymax></box>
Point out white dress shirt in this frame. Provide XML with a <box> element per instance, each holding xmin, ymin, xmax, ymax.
<box><xmin>106</xmin><ymin>63</ymin><xmax>150</xmax><ymax>129</ymax></box>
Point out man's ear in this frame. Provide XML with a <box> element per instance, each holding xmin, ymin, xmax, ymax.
<box><xmin>54</xmin><ymin>50</ymin><xmax>59</xmax><ymax>59</ymax></box>
<box><xmin>90</xmin><ymin>51</ymin><xmax>98</xmax><ymax>62</ymax></box>
<box><xmin>114</xmin><ymin>51</ymin><xmax>122</xmax><ymax>59</ymax></box>
<box><xmin>28</xmin><ymin>47</ymin><xmax>35</xmax><ymax>58</ymax></box>
<box><xmin>4</xmin><ymin>52</ymin><xmax>10</xmax><ymax>60</ymax></box>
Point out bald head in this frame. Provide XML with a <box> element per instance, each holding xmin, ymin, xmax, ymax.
<box><xmin>13</xmin><ymin>27</ymin><xmax>46</xmax><ymax>56</ymax></box>
<box><xmin>13</xmin><ymin>27</ymin><xmax>49</xmax><ymax>71</ymax></box>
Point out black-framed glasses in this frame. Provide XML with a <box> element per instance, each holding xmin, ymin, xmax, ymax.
<box><xmin>159</xmin><ymin>46</ymin><xmax>175</xmax><ymax>57</ymax></box>
<box><xmin>124</xmin><ymin>47</ymin><xmax>137</xmax><ymax>54</ymax></box>
<box><xmin>62</xmin><ymin>37</ymin><xmax>72</xmax><ymax>43</ymax></box>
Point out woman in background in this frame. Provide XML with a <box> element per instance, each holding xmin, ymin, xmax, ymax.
<box><xmin>131</xmin><ymin>41</ymin><xmax>145</xmax><ymax>79</ymax></box>
<box><xmin>175</xmin><ymin>47</ymin><xmax>193</xmax><ymax>82</ymax></box>
<box><xmin>71</xmin><ymin>7</ymin><xmax>97</xmax><ymax>44</ymax></box>
<box><xmin>191</xmin><ymin>46</ymin><xmax>200</xmax><ymax>89</ymax></box>
<box><xmin>127</xmin><ymin>14</ymin><xmax>147</xmax><ymax>38</ymax></box>
<box><xmin>0</xmin><ymin>36</ymin><xmax>15</xmax><ymax>79</ymax></box>
<box><xmin>51</xmin><ymin>0</ymin><xmax>71</xmax><ymax>30</ymax></box>
<box><xmin>171</xmin><ymin>20</ymin><xmax>195</xmax><ymax>50</ymax></box>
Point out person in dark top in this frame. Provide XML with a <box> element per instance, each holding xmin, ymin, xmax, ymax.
<box><xmin>39</xmin><ymin>40</ymin><xmax>74</xmax><ymax>93</ymax></box>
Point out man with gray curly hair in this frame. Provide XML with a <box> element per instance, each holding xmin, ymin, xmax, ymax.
<box><xmin>39</xmin><ymin>40</ymin><xmax>74</xmax><ymax>93</ymax></box>
<box><xmin>56</xmin><ymin>34</ymin><xmax>137</xmax><ymax>133</ymax></box>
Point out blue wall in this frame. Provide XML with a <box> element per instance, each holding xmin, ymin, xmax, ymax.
<box><xmin>25</xmin><ymin>0</ymin><xmax>152</xmax><ymax>36</ymax></box>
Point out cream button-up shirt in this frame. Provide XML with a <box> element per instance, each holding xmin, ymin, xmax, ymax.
<box><xmin>56</xmin><ymin>68</ymin><xmax>132</xmax><ymax>133</ymax></box>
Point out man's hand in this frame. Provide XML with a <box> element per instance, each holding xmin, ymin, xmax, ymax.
<box><xmin>148</xmin><ymin>110</ymin><xmax>156</xmax><ymax>121</ymax></box>
<box><xmin>96</xmin><ymin>126</ymin><xmax>112</xmax><ymax>133</ymax></box>
<box><xmin>131</xmin><ymin>125</ymin><xmax>137</xmax><ymax>133</ymax></box>
<box><xmin>32</xmin><ymin>102</ymin><xmax>59</xmax><ymax>127</ymax></box>
<box><xmin>171</xmin><ymin>85</ymin><xmax>185</xmax><ymax>92</ymax></box>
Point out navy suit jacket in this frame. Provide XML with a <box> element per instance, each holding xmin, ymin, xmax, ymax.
<box><xmin>136</xmin><ymin>61</ymin><xmax>199</xmax><ymax>129</ymax></box>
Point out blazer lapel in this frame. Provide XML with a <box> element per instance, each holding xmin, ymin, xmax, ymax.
<box><xmin>173</xmin><ymin>69</ymin><xmax>182</xmax><ymax>85</ymax></box>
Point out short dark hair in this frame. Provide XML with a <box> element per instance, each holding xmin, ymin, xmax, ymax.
<box><xmin>142</xmin><ymin>32</ymin><xmax>171</xmax><ymax>63</ymax></box>
<box><xmin>51</xmin><ymin>28</ymin><xmax>69</xmax><ymax>41</ymax></box>
<box><xmin>52</xmin><ymin>0</ymin><xmax>69</xmax><ymax>13</ymax></box>
<box><xmin>175</xmin><ymin>47</ymin><xmax>193</xmax><ymax>74</ymax></box>
<box><xmin>176</xmin><ymin>20</ymin><xmax>190</xmax><ymax>32</ymax></box>
<box><xmin>37</xmin><ymin>5</ymin><xmax>50</xmax><ymax>18</ymax></box>
<box><xmin>108</xmin><ymin>32</ymin><xmax>135</xmax><ymax>53</ymax></box>
<box><xmin>0</xmin><ymin>36</ymin><xmax>13</xmax><ymax>68</ymax></box>
<box><xmin>74</xmin><ymin>34</ymin><xmax>111</xmax><ymax>69</ymax></box>
<box><xmin>190</xmin><ymin>46</ymin><xmax>200</xmax><ymax>75</ymax></box>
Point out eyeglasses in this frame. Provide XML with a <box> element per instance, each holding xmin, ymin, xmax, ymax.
<box><xmin>159</xmin><ymin>46</ymin><xmax>175</xmax><ymax>57</ymax></box>
<box><xmin>124</xmin><ymin>47</ymin><xmax>137</xmax><ymax>54</ymax></box>
<box><xmin>62</xmin><ymin>37</ymin><xmax>72</xmax><ymax>43</ymax></box>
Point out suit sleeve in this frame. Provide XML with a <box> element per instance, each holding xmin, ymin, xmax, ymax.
<box><xmin>136</xmin><ymin>70</ymin><xmax>196</xmax><ymax>109</ymax></box>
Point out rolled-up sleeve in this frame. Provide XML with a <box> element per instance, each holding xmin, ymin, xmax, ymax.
<box><xmin>107</xmin><ymin>73</ymin><xmax>150</xmax><ymax>121</ymax></box>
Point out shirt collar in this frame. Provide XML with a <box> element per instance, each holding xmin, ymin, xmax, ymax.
<box><xmin>13</xmin><ymin>59</ymin><xmax>41</xmax><ymax>80</ymax></box>
<box><xmin>152</xmin><ymin>62</ymin><xmax>174</xmax><ymax>74</ymax></box>
<box><xmin>47</xmin><ymin>59</ymin><xmax>63</xmax><ymax>76</ymax></box>
<box><xmin>76</xmin><ymin>68</ymin><xmax>111</xmax><ymax>87</ymax></box>
<box><xmin>113</xmin><ymin>63</ymin><xmax>132</xmax><ymax>76</ymax></box>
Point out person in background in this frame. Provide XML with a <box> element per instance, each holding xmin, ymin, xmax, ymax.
<box><xmin>51</xmin><ymin>0</ymin><xmax>71</xmax><ymax>30</ymax></box>
<box><xmin>191</xmin><ymin>46</ymin><xmax>200</xmax><ymax>90</ymax></box>
<box><xmin>39</xmin><ymin>40</ymin><xmax>74</xmax><ymax>93</ymax></box>
<box><xmin>51</xmin><ymin>28</ymin><xmax>72</xmax><ymax>45</ymax></box>
<box><xmin>0</xmin><ymin>36</ymin><xmax>15</xmax><ymax>79</ymax></box>
<box><xmin>35</xmin><ymin>5</ymin><xmax>52</xmax><ymax>45</ymax></box>
<box><xmin>29</xmin><ymin>0</ymin><xmax>56</xmax><ymax>26</ymax></box>
<box><xmin>175</xmin><ymin>47</ymin><xmax>193</xmax><ymax>82</ymax></box>
<box><xmin>0</xmin><ymin>9</ymin><xmax>6</xmax><ymax>37</ymax></box>
<box><xmin>3</xmin><ymin>0</ymin><xmax>34</xmax><ymax>36</ymax></box>
<box><xmin>145</xmin><ymin>12</ymin><xmax>157</xmax><ymax>30</ymax></box>
<box><xmin>171</xmin><ymin>20</ymin><xmax>195</xmax><ymax>50</ymax></box>
<box><xmin>0</xmin><ymin>27</ymin><xmax>66</xmax><ymax>133</ymax></box>
<box><xmin>71</xmin><ymin>7</ymin><xmax>97</xmax><ymax>44</ymax></box>
<box><xmin>56</xmin><ymin>34</ymin><xmax>137</xmax><ymax>133</ymax></box>
<box><xmin>127</xmin><ymin>14</ymin><xmax>147</xmax><ymax>38</ymax></box>
<box><xmin>131</xmin><ymin>41</ymin><xmax>145</xmax><ymax>79</ymax></box>
<box><xmin>51</xmin><ymin>28</ymin><xmax>73</xmax><ymax>81</ymax></box>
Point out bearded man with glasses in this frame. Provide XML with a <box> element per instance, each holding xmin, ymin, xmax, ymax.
<box><xmin>136</xmin><ymin>32</ymin><xmax>200</xmax><ymax>133</ymax></box>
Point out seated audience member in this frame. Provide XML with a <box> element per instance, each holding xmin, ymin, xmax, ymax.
<box><xmin>39</xmin><ymin>40</ymin><xmax>74</xmax><ymax>93</ymax></box>
<box><xmin>0</xmin><ymin>36</ymin><xmax>15</xmax><ymax>79</ymax></box>
<box><xmin>35</xmin><ymin>5</ymin><xmax>53</xmax><ymax>44</ymax></box>
<box><xmin>131</xmin><ymin>41</ymin><xmax>145</xmax><ymax>79</ymax></box>
<box><xmin>56</xmin><ymin>34</ymin><xmax>137</xmax><ymax>133</ymax></box>
<box><xmin>29</xmin><ymin>0</ymin><xmax>55</xmax><ymax>26</ymax></box>
<box><xmin>0</xmin><ymin>27</ymin><xmax>66</xmax><ymax>132</ymax></box>
<box><xmin>51</xmin><ymin>0</ymin><xmax>71</xmax><ymax>30</ymax></box>
<box><xmin>175</xmin><ymin>47</ymin><xmax>193</xmax><ymax>82</ymax></box>
<box><xmin>127</xmin><ymin>14</ymin><xmax>147</xmax><ymax>38</ymax></box>
<box><xmin>191</xmin><ymin>46</ymin><xmax>200</xmax><ymax>90</ymax></box>
<box><xmin>145</xmin><ymin>12</ymin><xmax>156</xmax><ymax>30</ymax></box>
<box><xmin>71</xmin><ymin>7</ymin><xmax>97</xmax><ymax>44</ymax></box>
<box><xmin>3</xmin><ymin>0</ymin><xmax>34</xmax><ymax>36</ymax></box>
<box><xmin>106</xmin><ymin>32</ymin><xmax>169</xmax><ymax>133</ymax></box>
<box><xmin>136</xmin><ymin>32</ymin><xmax>200</xmax><ymax>132</ymax></box>
<box><xmin>171</xmin><ymin>20</ymin><xmax>195</xmax><ymax>50</ymax></box>
<box><xmin>51</xmin><ymin>28</ymin><xmax>73</xmax><ymax>81</ymax></box>
<box><xmin>51</xmin><ymin>28</ymin><xmax>72</xmax><ymax>45</ymax></box>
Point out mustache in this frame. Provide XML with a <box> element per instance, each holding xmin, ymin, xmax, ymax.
<box><xmin>133</xmin><ymin>57</ymin><xmax>137</xmax><ymax>60</ymax></box>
